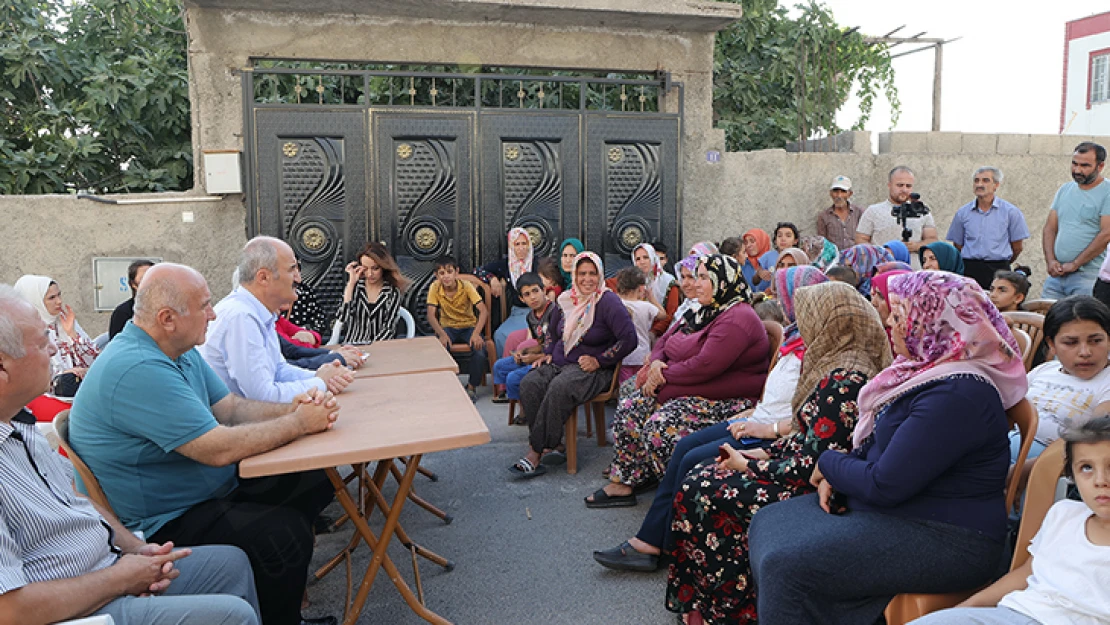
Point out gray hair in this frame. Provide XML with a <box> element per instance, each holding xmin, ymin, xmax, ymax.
<box><xmin>0</xmin><ymin>284</ymin><xmax>31</xmax><ymax>358</ymax></box>
<box><xmin>134</xmin><ymin>263</ymin><xmax>199</xmax><ymax>321</ymax></box>
<box><xmin>888</xmin><ymin>165</ymin><xmax>915</xmax><ymax>181</ymax></box>
<box><xmin>973</xmin><ymin>166</ymin><xmax>1003</xmax><ymax>184</ymax></box>
<box><xmin>237</xmin><ymin>236</ymin><xmax>284</xmax><ymax>285</ymax></box>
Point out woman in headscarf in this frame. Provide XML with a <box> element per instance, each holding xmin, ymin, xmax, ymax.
<box><xmin>476</xmin><ymin>227</ymin><xmax>535</xmax><ymax>356</ymax></box>
<box><xmin>838</xmin><ymin>243</ymin><xmax>896</xmax><ymax>298</ymax></box>
<box><xmin>628</xmin><ymin>242</ymin><xmax>681</xmax><ymax>335</ymax></box>
<box><xmin>749</xmin><ymin>272</ymin><xmax>1027</xmax><ymax>625</ymax></box>
<box><xmin>557</xmin><ymin>237</ymin><xmax>585</xmax><ymax>291</ymax></box>
<box><xmin>512</xmin><ymin>252</ymin><xmax>637</xmax><ymax>478</ymax></box>
<box><xmin>14</xmin><ymin>275</ymin><xmax>100</xmax><ymax>396</ymax></box>
<box><xmin>870</xmin><ymin>268</ymin><xmax>912</xmax><ymax>346</ymax></box>
<box><xmin>874</xmin><ymin>260</ymin><xmax>913</xmax><ymax>274</ymax></box>
<box><xmin>668</xmin><ymin>255</ymin><xmax>703</xmax><ymax>332</ymax></box>
<box><xmin>883</xmin><ymin>239</ymin><xmax>912</xmax><ymax>265</ymax></box>
<box><xmin>774</xmin><ymin>247</ymin><xmax>810</xmax><ymax>270</ymax></box>
<box><xmin>665</xmin><ymin>281</ymin><xmax>891</xmax><ymax>624</ymax></box>
<box><xmin>592</xmin><ymin>266</ymin><xmax>828</xmax><ymax>572</ymax></box>
<box><xmin>920</xmin><ymin>240</ymin><xmax>966</xmax><ymax>275</ymax></box>
<box><xmin>585</xmin><ymin>255</ymin><xmax>769</xmax><ymax>508</ymax></box>
<box><xmin>799</xmin><ymin>235</ymin><xmax>840</xmax><ymax>271</ymax></box>
<box><xmin>739</xmin><ymin>229</ymin><xmax>777</xmax><ymax>292</ymax></box>
<box><xmin>688</xmin><ymin>241</ymin><xmax>719</xmax><ymax>257</ymax></box>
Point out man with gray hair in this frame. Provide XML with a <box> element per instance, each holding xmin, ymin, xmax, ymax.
<box><xmin>946</xmin><ymin>166</ymin><xmax>1030</xmax><ymax>289</ymax></box>
<box><xmin>68</xmin><ymin>263</ymin><xmax>342</xmax><ymax>625</ymax></box>
<box><xmin>200</xmin><ymin>236</ymin><xmax>353</xmax><ymax>403</ymax></box>
<box><xmin>856</xmin><ymin>165</ymin><xmax>938</xmax><ymax>267</ymax></box>
<box><xmin>0</xmin><ymin>284</ymin><xmax>261</xmax><ymax>625</ymax></box>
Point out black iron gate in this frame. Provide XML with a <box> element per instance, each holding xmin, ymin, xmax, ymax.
<box><xmin>244</xmin><ymin>64</ymin><xmax>683</xmax><ymax>331</ymax></box>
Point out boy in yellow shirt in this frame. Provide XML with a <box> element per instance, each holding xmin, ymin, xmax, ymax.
<box><xmin>426</xmin><ymin>255</ymin><xmax>489</xmax><ymax>400</ymax></box>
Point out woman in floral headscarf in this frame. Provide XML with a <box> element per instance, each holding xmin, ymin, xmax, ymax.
<box><xmin>584</xmin><ymin>255</ymin><xmax>769</xmax><ymax>508</ymax></box>
<box><xmin>629</xmin><ymin>242</ymin><xmax>681</xmax><ymax>335</ymax></box>
<box><xmin>476</xmin><ymin>227</ymin><xmax>536</xmax><ymax>356</ymax></box>
<box><xmin>838</xmin><ymin>243</ymin><xmax>896</xmax><ymax>298</ymax></box>
<box><xmin>512</xmin><ymin>252</ymin><xmax>637</xmax><ymax>479</ymax></box>
<box><xmin>749</xmin><ymin>272</ymin><xmax>1027</xmax><ymax>625</ymax></box>
<box><xmin>799</xmin><ymin>235</ymin><xmax>839</xmax><ymax>271</ymax></box>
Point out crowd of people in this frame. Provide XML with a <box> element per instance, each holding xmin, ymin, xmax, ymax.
<box><xmin>1</xmin><ymin>142</ymin><xmax>1109</xmax><ymax>625</ymax></box>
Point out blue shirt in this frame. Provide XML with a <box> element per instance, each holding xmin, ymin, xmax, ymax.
<box><xmin>200</xmin><ymin>287</ymin><xmax>326</xmax><ymax>403</ymax></box>
<box><xmin>946</xmin><ymin>196</ymin><xmax>1030</xmax><ymax>261</ymax></box>
<box><xmin>741</xmin><ymin>252</ymin><xmax>777</xmax><ymax>292</ymax></box>
<box><xmin>69</xmin><ymin>323</ymin><xmax>236</xmax><ymax>537</ymax></box>
<box><xmin>1052</xmin><ymin>179</ymin><xmax>1110</xmax><ymax>271</ymax></box>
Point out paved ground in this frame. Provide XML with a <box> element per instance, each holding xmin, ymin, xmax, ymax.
<box><xmin>304</xmin><ymin>385</ymin><xmax>678</xmax><ymax>624</ymax></box>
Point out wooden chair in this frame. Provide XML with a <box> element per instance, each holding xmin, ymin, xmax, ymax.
<box><xmin>763</xmin><ymin>320</ymin><xmax>784</xmax><ymax>372</ymax></box>
<box><xmin>445</xmin><ymin>274</ymin><xmax>496</xmax><ymax>386</ymax></box>
<box><xmin>564</xmin><ymin>366</ymin><xmax>622</xmax><ymax>475</ymax></box>
<box><xmin>50</xmin><ymin>410</ymin><xmax>116</xmax><ymax>517</ymax></box>
<box><xmin>1011</xmin><ymin>328</ymin><xmax>1032</xmax><ymax>371</ymax></box>
<box><xmin>1022</xmin><ymin>299</ymin><xmax>1056</xmax><ymax>315</ymax></box>
<box><xmin>1002</xmin><ymin>311</ymin><xmax>1045</xmax><ymax>372</ymax></box>
<box><xmin>884</xmin><ymin>399</ymin><xmax>1039</xmax><ymax>625</ymax></box>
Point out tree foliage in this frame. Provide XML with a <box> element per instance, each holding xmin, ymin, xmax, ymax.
<box><xmin>713</xmin><ymin>0</ymin><xmax>899</xmax><ymax>151</ymax></box>
<box><xmin>0</xmin><ymin>0</ymin><xmax>190</xmax><ymax>194</ymax></box>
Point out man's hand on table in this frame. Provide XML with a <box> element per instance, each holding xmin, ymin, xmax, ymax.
<box><xmin>337</xmin><ymin>345</ymin><xmax>365</xmax><ymax>369</ymax></box>
<box><xmin>294</xmin><ymin>390</ymin><xmax>339</xmax><ymax>434</ymax></box>
<box><xmin>316</xmin><ymin>361</ymin><xmax>354</xmax><ymax>394</ymax></box>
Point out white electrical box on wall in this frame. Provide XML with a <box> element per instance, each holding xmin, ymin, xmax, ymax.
<box><xmin>92</xmin><ymin>257</ymin><xmax>163</xmax><ymax>311</ymax></box>
<box><xmin>202</xmin><ymin>150</ymin><xmax>242</xmax><ymax>194</ymax></box>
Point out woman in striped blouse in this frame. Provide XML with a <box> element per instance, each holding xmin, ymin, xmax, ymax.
<box><xmin>336</xmin><ymin>242</ymin><xmax>410</xmax><ymax>344</ymax></box>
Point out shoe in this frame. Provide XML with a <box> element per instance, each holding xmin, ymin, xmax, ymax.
<box><xmin>593</xmin><ymin>541</ymin><xmax>660</xmax><ymax>572</ymax></box>
<box><xmin>540</xmin><ymin>450</ymin><xmax>566</xmax><ymax>466</ymax></box>
<box><xmin>312</xmin><ymin>514</ymin><xmax>337</xmax><ymax>535</ymax></box>
<box><xmin>491</xmin><ymin>392</ymin><xmax>510</xmax><ymax>404</ymax></box>
<box><xmin>300</xmin><ymin>616</ymin><xmax>338</xmax><ymax>625</ymax></box>
<box><xmin>466</xmin><ymin>386</ymin><xmax>477</xmax><ymax>402</ymax></box>
<box><xmin>509</xmin><ymin>457</ymin><xmax>548</xmax><ymax>480</ymax></box>
<box><xmin>584</xmin><ymin>487</ymin><xmax>637</xmax><ymax>509</ymax></box>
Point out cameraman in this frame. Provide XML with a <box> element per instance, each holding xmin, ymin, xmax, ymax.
<box><xmin>856</xmin><ymin>166</ymin><xmax>938</xmax><ymax>268</ymax></box>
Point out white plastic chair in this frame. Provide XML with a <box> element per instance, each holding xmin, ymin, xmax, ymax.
<box><xmin>326</xmin><ymin>320</ymin><xmax>344</xmax><ymax>346</ymax></box>
<box><xmin>397</xmin><ymin>308</ymin><xmax>416</xmax><ymax>339</ymax></box>
<box><xmin>58</xmin><ymin>615</ymin><xmax>115</xmax><ymax>624</ymax></box>
<box><xmin>92</xmin><ymin>333</ymin><xmax>109</xmax><ymax>350</ymax></box>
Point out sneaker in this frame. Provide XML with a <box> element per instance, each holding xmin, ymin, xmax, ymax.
<box><xmin>466</xmin><ymin>386</ymin><xmax>477</xmax><ymax>402</ymax></box>
<box><xmin>491</xmin><ymin>392</ymin><xmax>510</xmax><ymax>404</ymax></box>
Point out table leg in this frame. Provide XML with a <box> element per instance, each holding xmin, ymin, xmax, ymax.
<box><xmin>325</xmin><ymin>460</ymin><xmax>452</xmax><ymax>625</ymax></box>
<box><xmin>389</xmin><ymin>460</ymin><xmax>453</xmax><ymax>524</ymax></box>
<box><xmin>314</xmin><ymin>464</ymin><xmax>372</xmax><ymax>582</ymax></box>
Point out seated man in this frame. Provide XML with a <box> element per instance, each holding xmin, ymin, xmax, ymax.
<box><xmin>109</xmin><ymin>259</ymin><xmax>154</xmax><ymax>339</ymax></box>
<box><xmin>200</xmin><ymin>236</ymin><xmax>353</xmax><ymax>403</ymax></box>
<box><xmin>0</xmin><ymin>284</ymin><xmax>260</xmax><ymax>625</ymax></box>
<box><xmin>69</xmin><ymin>263</ymin><xmax>341</xmax><ymax>625</ymax></box>
<box><xmin>426</xmin><ymin>255</ymin><xmax>489</xmax><ymax>401</ymax></box>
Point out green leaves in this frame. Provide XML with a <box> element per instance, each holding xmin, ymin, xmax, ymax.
<box><xmin>0</xmin><ymin>0</ymin><xmax>191</xmax><ymax>194</ymax></box>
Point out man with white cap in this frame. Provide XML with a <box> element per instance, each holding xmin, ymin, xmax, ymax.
<box><xmin>815</xmin><ymin>174</ymin><xmax>862</xmax><ymax>250</ymax></box>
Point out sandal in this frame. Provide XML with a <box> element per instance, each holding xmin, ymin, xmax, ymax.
<box><xmin>584</xmin><ymin>487</ymin><xmax>637</xmax><ymax>509</ymax></box>
<box><xmin>491</xmin><ymin>393</ymin><xmax>510</xmax><ymax>404</ymax></box>
<box><xmin>540</xmin><ymin>450</ymin><xmax>567</xmax><ymax>466</ymax></box>
<box><xmin>509</xmin><ymin>457</ymin><xmax>548</xmax><ymax>480</ymax></box>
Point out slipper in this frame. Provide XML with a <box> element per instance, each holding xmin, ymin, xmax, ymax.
<box><xmin>509</xmin><ymin>458</ymin><xmax>547</xmax><ymax>480</ymax></box>
<box><xmin>491</xmin><ymin>393</ymin><xmax>510</xmax><ymax>404</ymax></box>
<box><xmin>513</xmin><ymin>413</ymin><xmax>527</xmax><ymax>426</ymax></box>
<box><xmin>540</xmin><ymin>450</ymin><xmax>567</xmax><ymax>466</ymax></box>
<box><xmin>584</xmin><ymin>487</ymin><xmax>637</xmax><ymax>509</ymax></box>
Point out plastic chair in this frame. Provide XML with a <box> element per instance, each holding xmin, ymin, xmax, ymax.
<box><xmin>763</xmin><ymin>320</ymin><xmax>783</xmax><ymax>372</ymax></box>
<box><xmin>1002</xmin><ymin>311</ymin><xmax>1044</xmax><ymax>372</ymax></box>
<box><xmin>397</xmin><ymin>307</ymin><xmax>416</xmax><ymax>339</ymax></box>
<box><xmin>564</xmin><ymin>366</ymin><xmax>621</xmax><ymax>475</ymax></box>
<box><xmin>1011</xmin><ymin>328</ymin><xmax>1032</xmax><ymax>371</ymax></box>
<box><xmin>326</xmin><ymin>319</ymin><xmax>344</xmax><ymax>346</ymax></box>
<box><xmin>884</xmin><ymin>398</ymin><xmax>1038</xmax><ymax>624</ymax></box>
<box><xmin>1021</xmin><ymin>299</ymin><xmax>1056</xmax><ymax>315</ymax></box>
<box><xmin>92</xmin><ymin>332</ymin><xmax>109</xmax><ymax>350</ymax></box>
<box><xmin>1011</xmin><ymin>439</ymin><xmax>1066</xmax><ymax>570</ymax></box>
<box><xmin>50</xmin><ymin>410</ymin><xmax>117</xmax><ymax>517</ymax></box>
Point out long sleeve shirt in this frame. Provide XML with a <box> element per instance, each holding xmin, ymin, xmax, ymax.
<box><xmin>819</xmin><ymin>376</ymin><xmax>1010</xmax><ymax>542</ymax></box>
<box><xmin>199</xmin><ymin>287</ymin><xmax>326</xmax><ymax>404</ymax></box>
<box><xmin>543</xmin><ymin>291</ymin><xmax>636</xmax><ymax>368</ymax></box>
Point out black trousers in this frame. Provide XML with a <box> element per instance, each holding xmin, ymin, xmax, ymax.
<box><xmin>963</xmin><ymin>259</ymin><xmax>1011</xmax><ymax>291</ymax></box>
<box><xmin>1094</xmin><ymin>278</ymin><xmax>1110</xmax><ymax>309</ymax></box>
<box><xmin>150</xmin><ymin>470</ymin><xmax>335</xmax><ymax>625</ymax></box>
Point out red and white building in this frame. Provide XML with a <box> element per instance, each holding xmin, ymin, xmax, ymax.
<box><xmin>1061</xmin><ymin>10</ymin><xmax>1110</xmax><ymax>135</ymax></box>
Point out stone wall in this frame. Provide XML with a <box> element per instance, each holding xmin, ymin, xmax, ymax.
<box><xmin>0</xmin><ymin>193</ymin><xmax>246</xmax><ymax>336</ymax></box>
<box><xmin>684</xmin><ymin>131</ymin><xmax>1110</xmax><ymax>296</ymax></box>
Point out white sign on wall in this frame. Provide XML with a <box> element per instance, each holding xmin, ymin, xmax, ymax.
<box><xmin>92</xmin><ymin>257</ymin><xmax>162</xmax><ymax>311</ymax></box>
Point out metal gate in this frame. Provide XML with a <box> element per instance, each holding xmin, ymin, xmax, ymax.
<box><xmin>244</xmin><ymin>64</ymin><xmax>683</xmax><ymax>331</ymax></box>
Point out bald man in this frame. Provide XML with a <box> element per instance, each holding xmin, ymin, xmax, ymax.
<box><xmin>0</xmin><ymin>284</ymin><xmax>260</xmax><ymax>625</ymax></box>
<box><xmin>68</xmin><ymin>263</ymin><xmax>340</xmax><ymax>625</ymax></box>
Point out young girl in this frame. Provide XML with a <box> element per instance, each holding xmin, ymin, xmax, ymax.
<box><xmin>912</xmin><ymin>415</ymin><xmax>1110</xmax><ymax>625</ymax></box>
<box><xmin>991</xmin><ymin>267</ymin><xmax>1033</xmax><ymax>313</ymax></box>
<box><xmin>336</xmin><ymin>242</ymin><xmax>410</xmax><ymax>344</ymax></box>
<box><xmin>774</xmin><ymin>248</ymin><xmax>810</xmax><ymax>270</ymax></box>
<box><xmin>614</xmin><ymin>267</ymin><xmax>666</xmax><ymax>385</ymax></box>
<box><xmin>535</xmin><ymin>256</ymin><xmax>564</xmax><ymax>300</ymax></box>
<box><xmin>773</xmin><ymin>222</ymin><xmax>800</xmax><ymax>252</ymax></box>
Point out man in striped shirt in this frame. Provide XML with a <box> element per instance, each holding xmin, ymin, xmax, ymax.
<box><xmin>0</xmin><ymin>285</ymin><xmax>260</xmax><ymax>625</ymax></box>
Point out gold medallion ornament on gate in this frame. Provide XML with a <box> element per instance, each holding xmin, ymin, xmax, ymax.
<box><xmin>504</xmin><ymin>144</ymin><xmax>520</xmax><ymax>161</ymax></box>
<box><xmin>396</xmin><ymin>143</ymin><xmax>414</xmax><ymax>160</ymax></box>
<box><xmin>302</xmin><ymin>227</ymin><xmax>327</xmax><ymax>251</ymax></box>
<box><xmin>525</xmin><ymin>227</ymin><xmax>542</xmax><ymax>248</ymax></box>
<box><xmin>282</xmin><ymin>142</ymin><xmax>299</xmax><ymax>158</ymax></box>
<box><xmin>621</xmin><ymin>226</ymin><xmax>643</xmax><ymax>248</ymax></box>
<box><xmin>608</xmin><ymin>146</ymin><xmax>623</xmax><ymax>163</ymax></box>
<box><xmin>414</xmin><ymin>226</ymin><xmax>438</xmax><ymax>251</ymax></box>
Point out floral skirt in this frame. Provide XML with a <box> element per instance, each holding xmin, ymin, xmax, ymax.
<box><xmin>607</xmin><ymin>389</ymin><xmax>752</xmax><ymax>487</ymax></box>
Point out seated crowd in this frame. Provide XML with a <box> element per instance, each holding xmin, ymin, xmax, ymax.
<box><xmin>3</xmin><ymin>144</ymin><xmax>1110</xmax><ymax>625</ymax></box>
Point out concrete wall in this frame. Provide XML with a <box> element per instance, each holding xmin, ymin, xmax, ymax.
<box><xmin>0</xmin><ymin>193</ymin><xmax>246</xmax><ymax>336</ymax></box>
<box><xmin>683</xmin><ymin>131</ymin><xmax>1110</xmax><ymax>297</ymax></box>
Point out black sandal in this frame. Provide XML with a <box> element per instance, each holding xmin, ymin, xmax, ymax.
<box><xmin>509</xmin><ymin>457</ymin><xmax>547</xmax><ymax>480</ymax></box>
<box><xmin>584</xmin><ymin>487</ymin><xmax>637</xmax><ymax>509</ymax></box>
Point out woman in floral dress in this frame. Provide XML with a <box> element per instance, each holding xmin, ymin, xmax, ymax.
<box><xmin>665</xmin><ymin>281</ymin><xmax>891</xmax><ymax>624</ymax></box>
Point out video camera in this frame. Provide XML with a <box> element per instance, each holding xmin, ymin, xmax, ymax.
<box><xmin>890</xmin><ymin>193</ymin><xmax>930</xmax><ymax>242</ymax></box>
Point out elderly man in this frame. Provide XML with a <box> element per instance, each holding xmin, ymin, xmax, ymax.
<box><xmin>856</xmin><ymin>166</ymin><xmax>939</xmax><ymax>265</ymax></box>
<box><xmin>0</xmin><ymin>284</ymin><xmax>260</xmax><ymax>625</ymax></box>
<box><xmin>1042</xmin><ymin>142</ymin><xmax>1110</xmax><ymax>298</ymax></box>
<box><xmin>201</xmin><ymin>236</ymin><xmax>353</xmax><ymax>402</ymax></box>
<box><xmin>816</xmin><ymin>175</ymin><xmax>862</xmax><ymax>250</ymax></box>
<box><xmin>69</xmin><ymin>263</ymin><xmax>341</xmax><ymax>625</ymax></box>
<box><xmin>946</xmin><ymin>166</ymin><xmax>1031</xmax><ymax>290</ymax></box>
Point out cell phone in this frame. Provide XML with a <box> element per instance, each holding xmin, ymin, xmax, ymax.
<box><xmin>717</xmin><ymin>445</ymin><xmax>729</xmax><ymax>462</ymax></box>
<box><xmin>739</xmin><ymin>437</ymin><xmax>763</xmax><ymax>447</ymax></box>
<box><xmin>359</xmin><ymin>352</ymin><xmax>369</xmax><ymax>361</ymax></box>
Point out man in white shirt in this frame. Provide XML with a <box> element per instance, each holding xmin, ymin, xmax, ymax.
<box><xmin>855</xmin><ymin>166</ymin><xmax>938</xmax><ymax>266</ymax></box>
<box><xmin>201</xmin><ymin>236</ymin><xmax>353</xmax><ymax>403</ymax></box>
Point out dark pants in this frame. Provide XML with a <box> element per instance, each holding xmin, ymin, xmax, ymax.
<box><xmin>444</xmin><ymin>326</ymin><xmax>488</xmax><ymax>388</ymax></box>
<box><xmin>963</xmin><ymin>259</ymin><xmax>1011</xmax><ymax>291</ymax></box>
<box><xmin>150</xmin><ymin>470</ymin><xmax>335</xmax><ymax>625</ymax></box>
<box><xmin>749</xmin><ymin>493</ymin><xmax>1003</xmax><ymax>625</ymax></box>
<box><xmin>1094</xmin><ymin>278</ymin><xmax>1110</xmax><ymax>309</ymax></box>
<box><xmin>637</xmin><ymin>421</ymin><xmax>769</xmax><ymax>551</ymax></box>
<box><xmin>519</xmin><ymin>362</ymin><xmax>612</xmax><ymax>454</ymax></box>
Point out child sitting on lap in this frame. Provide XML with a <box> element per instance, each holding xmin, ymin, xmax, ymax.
<box><xmin>614</xmin><ymin>267</ymin><xmax>665</xmax><ymax>385</ymax></box>
<box><xmin>426</xmin><ymin>255</ymin><xmax>489</xmax><ymax>401</ymax></box>
<box><xmin>492</xmin><ymin>272</ymin><xmax>553</xmax><ymax>407</ymax></box>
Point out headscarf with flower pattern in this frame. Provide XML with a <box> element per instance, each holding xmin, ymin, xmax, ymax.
<box><xmin>558</xmin><ymin>252</ymin><xmax>608</xmax><ymax>356</ymax></box>
<box><xmin>874</xmin><ymin>261</ymin><xmax>914</xmax><ymax>274</ymax></box>
<box><xmin>507</xmin><ymin>227</ymin><xmax>534</xmax><ymax>288</ymax></box>
<box><xmin>838</xmin><ymin>244</ymin><xmax>896</xmax><ymax>298</ymax></box>
<box><xmin>632</xmin><ymin>242</ymin><xmax>674</xmax><ymax>304</ymax></box>
<box><xmin>687</xmin><ymin>241</ymin><xmax>719</xmax><ymax>257</ymax></box>
<box><xmin>799</xmin><ymin>235</ymin><xmax>840</xmax><ymax>270</ymax></box>
<box><xmin>852</xmin><ymin>271</ymin><xmax>1028</xmax><ymax>448</ymax></box>
<box><xmin>774</xmin><ymin>266</ymin><xmax>829</xmax><ymax>360</ymax></box>
<box><xmin>679</xmin><ymin>254</ymin><xmax>753</xmax><ymax>334</ymax></box>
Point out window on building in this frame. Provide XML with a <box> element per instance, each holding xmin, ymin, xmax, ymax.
<box><xmin>1094</xmin><ymin>53</ymin><xmax>1110</xmax><ymax>105</ymax></box>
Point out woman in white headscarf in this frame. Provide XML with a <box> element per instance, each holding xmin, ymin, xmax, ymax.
<box><xmin>627</xmin><ymin>243</ymin><xmax>680</xmax><ymax>336</ymax></box>
<box><xmin>14</xmin><ymin>275</ymin><xmax>100</xmax><ymax>394</ymax></box>
<box><xmin>476</xmin><ymin>227</ymin><xmax>535</xmax><ymax>357</ymax></box>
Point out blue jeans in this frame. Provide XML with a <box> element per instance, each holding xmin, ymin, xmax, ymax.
<box><xmin>494</xmin><ymin>305</ymin><xmax>529</xmax><ymax>358</ymax></box>
<box><xmin>96</xmin><ymin>545</ymin><xmax>260</xmax><ymax>625</ymax></box>
<box><xmin>1041</xmin><ymin>269</ymin><xmax>1098</xmax><ymax>298</ymax></box>
<box><xmin>1009</xmin><ymin>428</ymin><xmax>1048</xmax><ymax>464</ymax></box>
<box><xmin>493</xmin><ymin>356</ymin><xmax>531</xmax><ymax>400</ymax></box>
<box><xmin>444</xmin><ymin>326</ymin><xmax>488</xmax><ymax>388</ymax></box>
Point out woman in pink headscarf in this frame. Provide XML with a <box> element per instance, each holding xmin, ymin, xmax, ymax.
<box><xmin>476</xmin><ymin>227</ymin><xmax>535</xmax><ymax>357</ymax></box>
